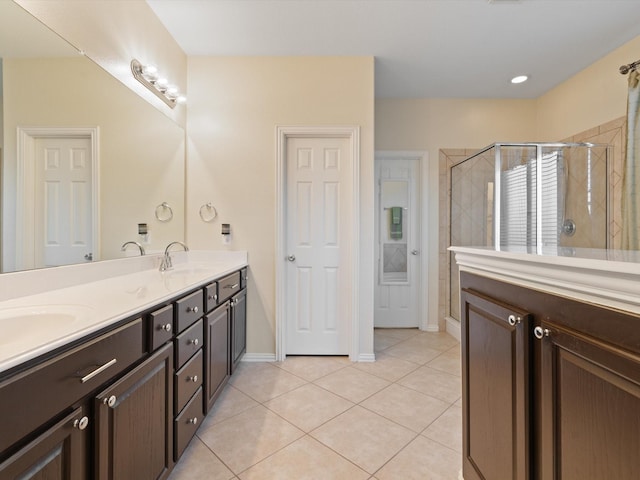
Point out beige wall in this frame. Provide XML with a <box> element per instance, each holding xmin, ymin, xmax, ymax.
<box><xmin>536</xmin><ymin>35</ymin><xmax>640</xmax><ymax>141</ymax></box>
<box><xmin>2</xmin><ymin>57</ymin><xmax>184</xmax><ymax>270</ymax></box>
<box><xmin>186</xmin><ymin>56</ymin><xmax>375</xmax><ymax>356</ymax></box>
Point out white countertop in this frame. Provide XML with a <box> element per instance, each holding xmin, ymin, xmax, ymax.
<box><xmin>0</xmin><ymin>251</ymin><xmax>247</xmax><ymax>375</ymax></box>
<box><xmin>450</xmin><ymin>246</ymin><xmax>640</xmax><ymax>316</ymax></box>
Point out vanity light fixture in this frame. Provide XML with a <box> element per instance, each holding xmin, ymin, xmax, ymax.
<box><xmin>131</xmin><ymin>59</ymin><xmax>186</xmax><ymax>108</ymax></box>
<box><xmin>511</xmin><ymin>75</ymin><xmax>529</xmax><ymax>84</ymax></box>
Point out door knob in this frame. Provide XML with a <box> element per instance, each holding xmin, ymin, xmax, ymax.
<box><xmin>411</xmin><ymin>250</ymin><xmax>419</xmax><ymax>255</ymax></box>
<box><xmin>287</xmin><ymin>255</ymin><xmax>296</xmax><ymax>262</ymax></box>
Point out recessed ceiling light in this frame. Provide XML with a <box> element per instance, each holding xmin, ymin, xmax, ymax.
<box><xmin>511</xmin><ymin>75</ymin><xmax>529</xmax><ymax>84</ymax></box>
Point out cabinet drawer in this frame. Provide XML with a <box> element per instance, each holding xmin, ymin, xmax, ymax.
<box><xmin>175</xmin><ymin>290</ymin><xmax>204</xmax><ymax>332</ymax></box>
<box><xmin>175</xmin><ymin>349</ymin><xmax>203</xmax><ymax>415</ymax></box>
<box><xmin>149</xmin><ymin>304</ymin><xmax>173</xmax><ymax>351</ymax></box>
<box><xmin>175</xmin><ymin>319</ymin><xmax>203</xmax><ymax>369</ymax></box>
<box><xmin>217</xmin><ymin>272</ymin><xmax>241</xmax><ymax>304</ymax></box>
<box><xmin>205</xmin><ymin>282</ymin><xmax>218</xmax><ymax>313</ymax></box>
<box><xmin>174</xmin><ymin>387</ymin><xmax>203</xmax><ymax>460</ymax></box>
<box><xmin>0</xmin><ymin>319</ymin><xmax>144</xmax><ymax>456</ymax></box>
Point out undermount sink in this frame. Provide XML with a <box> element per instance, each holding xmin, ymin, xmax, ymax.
<box><xmin>0</xmin><ymin>305</ymin><xmax>94</xmax><ymax>344</ymax></box>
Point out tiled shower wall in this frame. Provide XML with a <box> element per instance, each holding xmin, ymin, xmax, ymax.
<box><xmin>439</xmin><ymin>116</ymin><xmax>626</xmax><ymax>326</ymax></box>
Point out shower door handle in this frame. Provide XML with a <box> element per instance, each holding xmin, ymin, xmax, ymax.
<box><xmin>411</xmin><ymin>250</ymin><xmax>419</xmax><ymax>255</ymax></box>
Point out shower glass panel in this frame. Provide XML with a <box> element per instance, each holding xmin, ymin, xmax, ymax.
<box><xmin>380</xmin><ymin>179</ymin><xmax>409</xmax><ymax>284</ymax></box>
<box><xmin>449</xmin><ymin>142</ymin><xmax>610</xmax><ymax>322</ymax></box>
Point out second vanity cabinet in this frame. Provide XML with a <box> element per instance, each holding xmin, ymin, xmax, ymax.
<box><xmin>460</xmin><ymin>271</ymin><xmax>640</xmax><ymax>480</ymax></box>
<box><xmin>0</xmin><ymin>266</ymin><xmax>248</xmax><ymax>480</ymax></box>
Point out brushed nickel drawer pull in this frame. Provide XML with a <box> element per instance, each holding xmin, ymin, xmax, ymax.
<box><xmin>159</xmin><ymin>323</ymin><xmax>172</xmax><ymax>332</ymax></box>
<box><xmin>186</xmin><ymin>306</ymin><xmax>199</xmax><ymax>314</ymax></box>
<box><xmin>188</xmin><ymin>417</ymin><xmax>198</xmax><ymax>425</ymax></box>
<box><xmin>188</xmin><ymin>338</ymin><xmax>199</xmax><ymax>347</ymax></box>
<box><xmin>188</xmin><ymin>375</ymin><xmax>198</xmax><ymax>383</ymax></box>
<box><xmin>80</xmin><ymin>358</ymin><xmax>117</xmax><ymax>384</ymax></box>
<box><xmin>225</xmin><ymin>283</ymin><xmax>239</xmax><ymax>290</ymax></box>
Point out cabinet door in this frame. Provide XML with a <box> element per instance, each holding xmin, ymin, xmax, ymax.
<box><xmin>0</xmin><ymin>406</ymin><xmax>88</xmax><ymax>480</ymax></box>
<box><xmin>539</xmin><ymin>322</ymin><xmax>640</xmax><ymax>480</ymax></box>
<box><xmin>461</xmin><ymin>289</ymin><xmax>531</xmax><ymax>480</ymax></box>
<box><xmin>204</xmin><ymin>302</ymin><xmax>230</xmax><ymax>412</ymax></box>
<box><xmin>94</xmin><ymin>344</ymin><xmax>173</xmax><ymax>480</ymax></box>
<box><xmin>230</xmin><ymin>289</ymin><xmax>247</xmax><ymax>374</ymax></box>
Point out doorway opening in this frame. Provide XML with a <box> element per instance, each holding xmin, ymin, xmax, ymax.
<box><xmin>374</xmin><ymin>151</ymin><xmax>430</xmax><ymax>330</ymax></box>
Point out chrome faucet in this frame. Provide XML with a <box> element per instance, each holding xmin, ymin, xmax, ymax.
<box><xmin>160</xmin><ymin>241</ymin><xmax>189</xmax><ymax>271</ymax></box>
<box><xmin>121</xmin><ymin>241</ymin><xmax>145</xmax><ymax>256</ymax></box>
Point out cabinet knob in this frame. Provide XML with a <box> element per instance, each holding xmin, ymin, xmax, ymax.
<box><xmin>188</xmin><ymin>375</ymin><xmax>198</xmax><ymax>383</ymax></box>
<box><xmin>189</xmin><ymin>338</ymin><xmax>199</xmax><ymax>347</ymax></box>
<box><xmin>188</xmin><ymin>417</ymin><xmax>198</xmax><ymax>425</ymax></box>
<box><xmin>160</xmin><ymin>323</ymin><xmax>172</xmax><ymax>332</ymax></box>
<box><xmin>103</xmin><ymin>395</ymin><xmax>117</xmax><ymax>408</ymax></box>
<box><xmin>508</xmin><ymin>315</ymin><xmax>521</xmax><ymax>326</ymax></box>
<box><xmin>73</xmin><ymin>416</ymin><xmax>89</xmax><ymax>430</ymax></box>
<box><xmin>187</xmin><ymin>306</ymin><xmax>199</xmax><ymax>314</ymax></box>
<box><xmin>533</xmin><ymin>326</ymin><xmax>551</xmax><ymax>340</ymax></box>
<box><xmin>208</xmin><ymin>294</ymin><xmax>217</xmax><ymax>301</ymax></box>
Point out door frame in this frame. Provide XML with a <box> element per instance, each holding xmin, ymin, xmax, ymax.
<box><xmin>375</xmin><ymin>151</ymin><xmax>434</xmax><ymax>332</ymax></box>
<box><xmin>275</xmin><ymin>125</ymin><xmax>360</xmax><ymax>362</ymax></box>
<box><xmin>16</xmin><ymin>126</ymin><xmax>100</xmax><ymax>270</ymax></box>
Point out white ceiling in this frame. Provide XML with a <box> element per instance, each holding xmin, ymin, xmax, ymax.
<box><xmin>147</xmin><ymin>0</ymin><xmax>640</xmax><ymax>99</ymax></box>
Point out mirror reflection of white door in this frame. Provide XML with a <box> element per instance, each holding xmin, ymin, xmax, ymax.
<box><xmin>286</xmin><ymin>136</ymin><xmax>351</xmax><ymax>355</ymax></box>
<box><xmin>374</xmin><ymin>157</ymin><xmax>421</xmax><ymax>327</ymax></box>
<box><xmin>34</xmin><ymin>136</ymin><xmax>93</xmax><ymax>268</ymax></box>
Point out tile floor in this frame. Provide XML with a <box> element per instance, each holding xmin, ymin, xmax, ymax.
<box><xmin>169</xmin><ymin>328</ymin><xmax>462</xmax><ymax>480</ymax></box>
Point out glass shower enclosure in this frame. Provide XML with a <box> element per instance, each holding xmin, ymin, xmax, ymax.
<box><xmin>449</xmin><ymin>142</ymin><xmax>610</xmax><ymax>321</ymax></box>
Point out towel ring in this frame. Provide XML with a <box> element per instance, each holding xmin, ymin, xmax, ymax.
<box><xmin>155</xmin><ymin>202</ymin><xmax>173</xmax><ymax>222</ymax></box>
<box><xmin>199</xmin><ymin>202</ymin><xmax>217</xmax><ymax>223</ymax></box>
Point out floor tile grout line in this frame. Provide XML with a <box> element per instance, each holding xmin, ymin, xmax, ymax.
<box><xmin>179</xmin><ymin>331</ymin><xmax>461</xmax><ymax>479</ymax></box>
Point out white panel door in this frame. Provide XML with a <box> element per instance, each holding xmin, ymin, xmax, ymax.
<box><xmin>374</xmin><ymin>158</ymin><xmax>421</xmax><ymax>327</ymax></box>
<box><xmin>286</xmin><ymin>136</ymin><xmax>351</xmax><ymax>355</ymax></box>
<box><xmin>34</xmin><ymin>137</ymin><xmax>93</xmax><ymax>268</ymax></box>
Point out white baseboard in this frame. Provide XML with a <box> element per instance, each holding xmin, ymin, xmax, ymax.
<box><xmin>446</xmin><ymin>316</ymin><xmax>461</xmax><ymax>341</ymax></box>
<box><xmin>358</xmin><ymin>353</ymin><xmax>376</xmax><ymax>363</ymax></box>
<box><xmin>241</xmin><ymin>353</ymin><xmax>277</xmax><ymax>362</ymax></box>
<box><xmin>424</xmin><ymin>324</ymin><xmax>440</xmax><ymax>332</ymax></box>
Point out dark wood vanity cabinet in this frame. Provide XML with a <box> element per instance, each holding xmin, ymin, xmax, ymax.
<box><xmin>460</xmin><ymin>271</ymin><xmax>640</xmax><ymax>480</ymax></box>
<box><xmin>538</xmin><ymin>321</ymin><xmax>640</xmax><ymax>480</ymax></box>
<box><xmin>0</xmin><ymin>267</ymin><xmax>247</xmax><ymax>480</ymax></box>
<box><xmin>204</xmin><ymin>302</ymin><xmax>230</xmax><ymax>412</ymax></box>
<box><xmin>230</xmin><ymin>288</ymin><xmax>247</xmax><ymax>374</ymax></box>
<box><xmin>0</xmin><ymin>405</ymin><xmax>88</xmax><ymax>479</ymax></box>
<box><xmin>460</xmin><ymin>289</ymin><xmax>531</xmax><ymax>480</ymax></box>
<box><xmin>94</xmin><ymin>343</ymin><xmax>174</xmax><ymax>480</ymax></box>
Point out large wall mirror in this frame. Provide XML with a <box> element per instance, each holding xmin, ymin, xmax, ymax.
<box><xmin>0</xmin><ymin>1</ymin><xmax>185</xmax><ymax>273</ymax></box>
